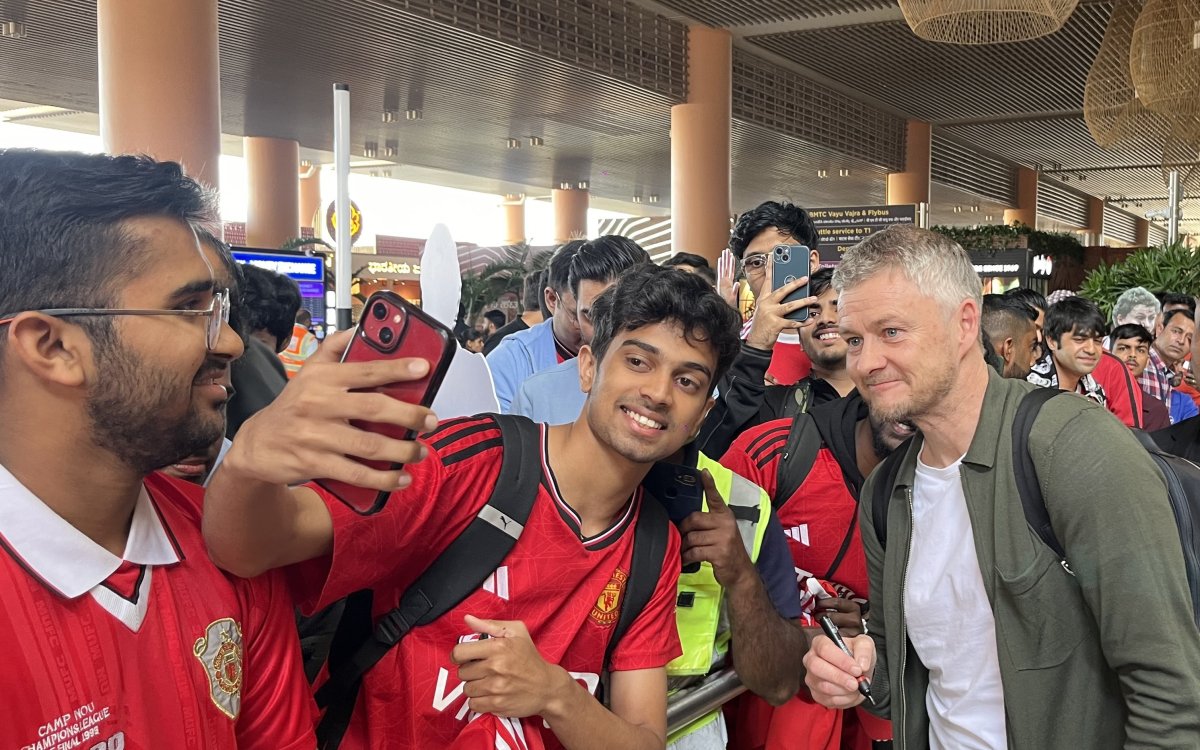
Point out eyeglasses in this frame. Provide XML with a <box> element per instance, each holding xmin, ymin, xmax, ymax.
<box><xmin>0</xmin><ymin>290</ymin><xmax>231</xmax><ymax>351</ymax></box>
<box><xmin>741</xmin><ymin>253</ymin><xmax>768</xmax><ymax>275</ymax></box>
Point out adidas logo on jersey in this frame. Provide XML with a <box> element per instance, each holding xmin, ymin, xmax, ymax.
<box><xmin>784</xmin><ymin>524</ymin><xmax>810</xmax><ymax>546</ymax></box>
<box><xmin>482</xmin><ymin>566</ymin><xmax>509</xmax><ymax>601</ymax></box>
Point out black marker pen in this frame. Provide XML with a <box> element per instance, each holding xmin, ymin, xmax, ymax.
<box><xmin>818</xmin><ymin>614</ymin><xmax>876</xmax><ymax>706</ymax></box>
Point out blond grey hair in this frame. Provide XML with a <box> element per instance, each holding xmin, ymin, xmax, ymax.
<box><xmin>832</xmin><ymin>225</ymin><xmax>982</xmax><ymax>314</ymax></box>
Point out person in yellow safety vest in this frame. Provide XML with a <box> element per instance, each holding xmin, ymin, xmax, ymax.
<box><xmin>279</xmin><ymin>308</ymin><xmax>320</xmax><ymax>379</ymax></box>
<box><xmin>661</xmin><ymin>443</ymin><xmax>808</xmax><ymax>750</ymax></box>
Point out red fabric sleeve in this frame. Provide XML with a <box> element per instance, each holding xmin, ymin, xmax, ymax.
<box><xmin>235</xmin><ymin>569</ymin><xmax>319</xmax><ymax>749</ymax></box>
<box><xmin>606</xmin><ymin>521</ymin><xmax>683</xmax><ymax>672</ymax></box>
<box><xmin>765</xmin><ymin>343</ymin><xmax>811</xmax><ymax>387</ymax></box>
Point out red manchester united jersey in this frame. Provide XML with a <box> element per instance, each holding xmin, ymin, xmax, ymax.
<box><xmin>719</xmin><ymin>419</ymin><xmax>870</xmax><ymax>599</ymax></box>
<box><xmin>0</xmin><ymin>468</ymin><xmax>315</xmax><ymax>750</ymax></box>
<box><xmin>292</xmin><ymin>415</ymin><xmax>682</xmax><ymax>749</ymax></box>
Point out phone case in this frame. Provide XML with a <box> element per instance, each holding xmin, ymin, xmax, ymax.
<box><xmin>771</xmin><ymin>244</ymin><xmax>811</xmax><ymax>323</ymax></box>
<box><xmin>314</xmin><ymin>291</ymin><xmax>456</xmax><ymax>514</ymax></box>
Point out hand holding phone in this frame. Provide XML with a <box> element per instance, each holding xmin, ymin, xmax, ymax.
<box><xmin>744</xmin><ymin>247</ymin><xmax>817</xmax><ymax>350</ymax></box>
<box><xmin>771</xmin><ymin>244</ymin><xmax>812</xmax><ymax>323</ymax></box>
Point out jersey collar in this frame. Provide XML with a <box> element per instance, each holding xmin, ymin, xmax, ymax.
<box><xmin>0</xmin><ymin>462</ymin><xmax>180</xmax><ymax>599</ymax></box>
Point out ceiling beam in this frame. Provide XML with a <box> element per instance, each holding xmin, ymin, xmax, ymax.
<box><xmin>731</xmin><ymin>7</ymin><xmax>906</xmax><ymax>37</ymax></box>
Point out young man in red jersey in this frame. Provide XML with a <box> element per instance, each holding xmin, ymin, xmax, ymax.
<box><xmin>0</xmin><ymin>149</ymin><xmax>314</xmax><ymax>749</ymax></box>
<box><xmin>204</xmin><ymin>265</ymin><xmax>745</xmax><ymax>749</ymax></box>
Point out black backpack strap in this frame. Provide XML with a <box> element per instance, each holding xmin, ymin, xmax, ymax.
<box><xmin>315</xmin><ymin>414</ymin><xmax>542</xmax><ymax>749</ymax></box>
<box><xmin>774</xmin><ymin>412</ymin><xmax>823</xmax><ymax>510</ymax></box>
<box><xmin>1012</xmin><ymin>388</ymin><xmax>1069</xmax><ymax>563</ymax></box>
<box><xmin>870</xmin><ymin>440</ymin><xmax>912</xmax><ymax>550</ymax></box>
<box><xmin>599</xmin><ymin>492</ymin><xmax>670</xmax><ymax>705</ymax></box>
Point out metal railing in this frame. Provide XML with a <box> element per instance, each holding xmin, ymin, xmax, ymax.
<box><xmin>666</xmin><ymin>668</ymin><xmax>746</xmax><ymax>735</ymax></box>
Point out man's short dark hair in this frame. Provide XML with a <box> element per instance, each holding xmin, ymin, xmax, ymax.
<box><xmin>547</xmin><ymin>240</ymin><xmax>586</xmax><ymax>295</ymax></box>
<box><xmin>296</xmin><ymin>307</ymin><xmax>313</xmax><ymax>327</ymax></box>
<box><xmin>521</xmin><ymin>271</ymin><xmax>544</xmax><ymax>312</ymax></box>
<box><xmin>982</xmin><ymin>293</ymin><xmax>1037</xmax><ymax>348</ymax></box>
<box><xmin>568</xmin><ymin>235</ymin><xmax>652</xmax><ymax>296</ymax></box>
<box><xmin>239</xmin><ymin>264</ymin><xmax>302</xmax><ymax>352</ymax></box>
<box><xmin>589</xmin><ymin>265</ymin><xmax>741</xmax><ymax>391</ymax></box>
<box><xmin>1004</xmin><ymin>287</ymin><xmax>1048</xmax><ymax>314</ymax></box>
<box><xmin>1158</xmin><ymin>292</ymin><xmax>1197</xmax><ymax>313</ymax></box>
<box><xmin>1162</xmin><ymin>308</ymin><xmax>1196</xmax><ymax>329</ymax></box>
<box><xmin>1109</xmin><ymin>323</ymin><xmax>1154</xmax><ymax>348</ymax></box>
<box><xmin>195</xmin><ymin>229</ymin><xmax>247</xmax><ymax>340</ymax></box>
<box><xmin>728</xmin><ymin>201</ymin><xmax>819</xmax><ymax>260</ymax></box>
<box><xmin>1045</xmin><ymin>297</ymin><xmax>1107</xmax><ymax>343</ymax></box>
<box><xmin>662</xmin><ymin>252</ymin><xmax>710</xmax><ymax>271</ymax></box>
<box><xmin>483</xmin><ymin>309</ymin><xmax>507</xmax><ymax>330</ymax></box>
<box><xmin>0</xmin><ymin>149</ymin><xmax>216</xmax><ymax>352</ymax></box>
<box><xmin>809</xmin><ymin>267</ymin><xmax>835</xmax><ymax>299</ymax></box>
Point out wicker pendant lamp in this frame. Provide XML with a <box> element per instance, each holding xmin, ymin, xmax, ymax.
<box><xmin>1129</xmin><ymin>0</ymin><xmax>1200</xmax><ymax>115</ymax></box>
<box><xmin>898</xmin><ymin>0</ymin><xmax>1079</xmax><ymax>44</ymax></box>
<box><xmin>1162</xmin><ymin>115</ymin><xmax>1200</xmax><ymax>191</ymax></box>
<box><xmin>1085</xmin><ymin>0</ymin><xmax>1153</xmax><ymax>148</ymax></box>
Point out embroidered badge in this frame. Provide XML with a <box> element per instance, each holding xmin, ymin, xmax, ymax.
<box><xmin>590</xmin><ymin>567</ymin><xmax>628</xmax><ymax>627</ymax></box>
<box><xmin>193</xmin><ymin>617</ymin><xmax>243</xmax><ymax>719</ymax></box>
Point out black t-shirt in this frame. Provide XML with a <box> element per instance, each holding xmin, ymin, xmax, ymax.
<box><xmin>482</xmin><ymin>317</ymin><xmax>531</xmax><ymax>355</ymax></box>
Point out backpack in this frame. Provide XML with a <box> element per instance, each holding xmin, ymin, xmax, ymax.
<box><xmin>870</xmin><ymin>387</ymin><xmax>1200</xmax><ymax>628</ymax></box>
<box><xmin>303</xmin><ymin>414</ymin><xmax>671</xmax><ymax>749</ymax></box>
<box><xmin>772</xmin><ymin>411</ymin><xmax>859</xmax><ymax>583</ymax></box>
<box><xmin>759</xmin><ymin>380</ymin><xmax>814</xmax><ymax>426</ymax></box>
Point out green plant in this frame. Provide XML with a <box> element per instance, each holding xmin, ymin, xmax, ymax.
<box><xmin>931</xmin><ymin>223</ymin><xmax>1085</xmax><ymax>264</ymax></box>
<box><xmin>279</xmin><ymin>236</ymin><xmax>333</xmax><ymax>253</ymax></box>
<box><xmin>1079</xmin><ymin>242</ymin><xmax>1200</xmax><ymax>317</ymax></box>
<box><xmin>460</xmin><ymin>246</ymin><xmax>531</xmax><ymax>323</ymax></box>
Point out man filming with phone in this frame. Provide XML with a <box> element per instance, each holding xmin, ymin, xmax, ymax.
<box><xmin>204</xmin><ymin>266</ymin><xmax>746</xmax><ymax>750</ymax></box>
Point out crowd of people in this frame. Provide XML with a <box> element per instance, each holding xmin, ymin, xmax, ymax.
<box><xmin>2</xmin><ymin>147</ymin><xmax>1199</xmax><ymax>750</ymax></box>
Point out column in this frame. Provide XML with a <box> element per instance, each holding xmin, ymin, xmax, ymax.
<box><xmin>299</xmin><ymin>164</ymin><xmax>322</xmax><ymax>232</ymax></box>
<box><xmin>670</xmin><ymin>25</ymin><xmax>732</xmax><ymax>263</ymax></box>
<box><xmin>98</xmin><ymin>0</ymin><xmax>221</xmax><ymax>189</ymax></box>
<box><xmin>1003</xmin><ymin>167</ymin><xmax>1039</xmax><ymax>227</ymax></box>
<box><xmin>1086</xmin><ymin>196</ymin><xmax>1105</xmax><ymax>245</ymax></box>
<box><xmin>244</xmin><ymin>136</ymin><xmax>300</xmax><ymax>249</ymax></box>
<box><xmin>1136</xmin><ymin>218</ymin><xmax>1151</xmax><ymax>247</ymax></box>
<box><xmin>503</xmin><ymin>196</ymin><xmax>526</xmax><ymax>245</ymax></box>
<box><xmin>552</xmin><ymin>188</ymin><xmax>588</xmax><ymax>244</ymax></box>
<box><xmin>885</xmin><ymin>120</ymin><xmax>931</xmax><ymax>206</ymax></box>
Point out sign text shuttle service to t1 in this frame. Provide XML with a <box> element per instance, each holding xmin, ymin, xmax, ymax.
<box><xmin>809</xmin><ymin>205</ymin><xmax>917</xmax><ymax>261</ymax></box>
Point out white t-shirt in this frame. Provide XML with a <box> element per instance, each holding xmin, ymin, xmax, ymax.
<box><xmin>904</xmin><ymin>453</ymin><xmax>1007</xmax><ymax>749</ymax></box>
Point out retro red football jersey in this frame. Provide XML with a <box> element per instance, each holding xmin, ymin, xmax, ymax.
<box><xmin>0</xmin><ymin>469</ymin><xmax>315</xmax><ymax>750</ymax></box>
<box><xmin>291</xmin><ymin>416</ymin><xmax>681</xmax><ymax>749</ymax></box>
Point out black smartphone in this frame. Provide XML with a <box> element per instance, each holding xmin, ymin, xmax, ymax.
<box><xmin>642</xmin><ymin>462</ymin><xmax>707</xmax><ymax>573</ymax></box>
<box><xmin>314</xmin><ymin>291</ymin><xmax>456</xmax><ymax>515</ymax></box>
<box><xmin>771</xmin><ymin>244</ymin><xmax>811</xmax><ymax>323</ymax></box>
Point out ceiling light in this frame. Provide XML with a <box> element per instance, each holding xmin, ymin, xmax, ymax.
<box><xmin>632</xmin><ymin>196</ymin><xmax>643</xmax><ymax>203</ymax></box>
<box><xmin>648</xmin><ymin>195</ymin><xmax>659</xmax><ymax>204</ymax></box>
<box><xmin>505</xmin><ymin>138</ymin><xmax>521</xmax><ymax>149</ymax></box>
<box><xmin>0</xmin><ymin>21</ymin><xmax>27</xmax><ymax>39</ymax></box>
<box><xmin>363</xmin><ymin>143</ymin><xmax>378</xmax><ymax>158</ymax></box>
<box><xmin>839</xmin><ymin>169</ymin><xmax>850</xmax><ymax>177</ymax></box>
<box><xmin>405</xmin><ymin>109</ymin><xmax>423</xmax><ymax>121</ymax></box>
<box><xmin>970</xmin><ymin>205</ymin><xmax>979</xmax><ymax>213</ymax></box>
<box><xmin>953</xmin><ymin>205</ymin><xmax>962</xmax><ymax>213</ymax></box>
<box><xmin>559</xmin><ymin>182</ymin><xmax>572</xmax><ymax>190</ymax></box>
<box><xmin>382</xmin><ymin>111</ymin><xmax>399</xmax><ymax>123</ymax></box>
<box><xmin>383</xmin><ymin>146</ymin><xmax>398</xmax><ymax>157</ymax></box>
<box><xmin>817</xmin><ymin>170</ymin><xmax>828</xmax><ymax>179</ymax></box>
<box><xmin>577</xmin><ymin>181</ymin><xmax>589</xmax><ymax>190</ymax></box>
<box><xmin>985</xmin><ymin>215</ymin><xmax>993</xmax><ymax>221</ymax></box>
<box><xmin>528</xmin><ymin>136</ymin><xmax>544</xmax><ymax>147</ymax></box>
<box><xmin>300</xmin><ymin>159</ymin><xmax>312</xmax><ymax>169</ymax></box>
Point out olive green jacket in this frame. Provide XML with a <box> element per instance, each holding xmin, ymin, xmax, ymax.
<box><xmin>861</xmin><ymin>370</ymin><xmax>1200</xmax><ymax>749</ymax></box>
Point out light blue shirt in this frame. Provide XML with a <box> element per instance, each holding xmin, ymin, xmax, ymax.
<box><xmin>509</xmin><ymin>359</ymin><xmax>587</xmax><ymax>424</ymax></box>
<box><xmin>486</xmin><ymin>318</ymin><xmax>560</xmax><ymax>411</ymax></box>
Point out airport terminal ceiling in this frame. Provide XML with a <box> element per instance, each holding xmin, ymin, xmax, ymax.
<box><xmin>0</xmin><ymin>0</ymin><xmax>1194</xmax><ymax>231</ymax></box>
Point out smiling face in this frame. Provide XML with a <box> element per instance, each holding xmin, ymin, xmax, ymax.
<box><xmin>1048</xmin><ymin>326</ymin><xmax>1103</xmax><ymax>379</ymax></box>
<box><xmin>798</xmin><ymin>285</ymin><xmax>846</xmax><ymax>370</ymax></box>
<box><xmin>577</xmin><ymin>320</ymin><xmax>717</xmax><ymax>464</ymax></box>
<box><xmin>838</xmin><ymin>269</ymin><xmax>965</xmax><ymax>425</ymax></box>
<box><xmin>86</xmin><ymin>217</ymin><xmax>242</xmax><ymax>474</ymax></box>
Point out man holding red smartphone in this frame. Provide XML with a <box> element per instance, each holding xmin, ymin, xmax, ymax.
<box><xmin>204</xmin><ymin>266</ymin><xmax>746</xmax><ymax>750</ymax></box>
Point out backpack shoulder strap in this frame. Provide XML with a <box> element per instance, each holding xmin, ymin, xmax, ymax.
<box><xmin>600</xmin><ymin>491</ymin><xmax>670</xmax><ymax>703</ymax></box>
<box><xmin>870</xmin><ymin>439</ymin><xmax>912</xmax><ymax>550</ymax></box>
<box><xmin>774</xmin><ymin>412</ymin><xmax>823</xmax><ymax>510</ymax></box>
<box><xmin>315</xmin><ymin>414</ymin><xmax>542</xmax><ymax>748</ymax></box>
<box><xmin>782</xmin><ymin>380</ymin><xmax>813</xmax><ymax>420</ymax></box>
<box><xmin>1012</xmin><ymin>388</ymin><xmax>1069</xmax><ymax>563</ymax></box>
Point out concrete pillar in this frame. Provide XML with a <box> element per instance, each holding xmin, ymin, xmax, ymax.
<box><xmin>885</xmin><ymin>120</ymin><xmax>932</xmax><ymax>206</ymax></box>
<box><xmin>1003</xmin><ymin>167</ymin><xmax>1039</xmax><ymax>227</ymax></box>
<box><xmin>1136</xmin><ymin>218</ymin><xmax>1151</xmax><ymax>247</ymax></box>
<box><xmin>98</xmin><ymin>0</ymin><xmax>221</xmax><ymax>188</ymax></box>
<box><xmin>552</xmin><ymin>189</ymin><xmax>588</xmax><ymax>244</ymax></box>
<box><xmin>299</xmin><ymin>165</ymin><xmax>322</xmax><ymax>232</ymax></box>
<box><xmin>503</xmin><ymin>197</ymin><xmax>527</xmax><ymax>245</ymax></box>
<box><xmin>1086</xmin><ymin>196</ymin><xmax>1105</xmax><ymax>245</ymax></box>
<box><xmin>670</xmin><ymin>26</ymin><xmax>732</xmax><ymax>263</ymax></box>
<box><xmin>244</xmin><ymin>136</ymin><xmax>300</xmax><ymax>248</ymax></box>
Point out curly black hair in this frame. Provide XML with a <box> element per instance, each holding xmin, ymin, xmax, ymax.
<box><xmin>238</xmin><ymin>264</ymin><xmax>302</xmax><ymax>352</ymax></box>
<box><xmin>728</xmin><ymin>201</ymin><xmax>819</xmax><ymax>260</ymax></box>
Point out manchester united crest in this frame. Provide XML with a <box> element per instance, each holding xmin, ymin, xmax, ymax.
<box><xmin>590</xmin><ymin>567</ymin><xmax>628</xmax><ymax>627</ymax></box>
<box><xmin>193</xmin><ymin>617</ymin><xmax>243</xmax><ymax>719</ymax></box>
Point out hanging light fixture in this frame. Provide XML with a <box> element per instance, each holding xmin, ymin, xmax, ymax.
<box><xmin>1129</xmin><ymin>0</ymin><xmax>1200</xmax><ymax>116</ymax></box>
<box><xmin>898</xmin><ymin>0</ymin><xmax>1079</xmax><ymax>44</ymax></box>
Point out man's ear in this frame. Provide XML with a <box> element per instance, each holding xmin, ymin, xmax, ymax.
<box><xmin>1000</xmin><ymin>337</ymin><xmax>1017</xmax><ymax>364</ymax></box>
<box><xmin>544</xmin><ymin>287</ymin><xmax>558</xmax><ymax>315</ymax></box>
<box><xmin>4</xmin><ymin>313</ymin><xmax>92</xmax><ymax>388</ymax></box>
<box><xmin>808</xmin><ymin>248</ymin><xmax>820</xmax><ymax>273</ymax></box>
<box><xmin>577</xmin><ymin>343</ymin><xmax>597</xmax><ymax>394</ymax></box>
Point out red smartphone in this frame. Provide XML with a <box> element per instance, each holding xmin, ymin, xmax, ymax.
<box><xmin>314</xmin><ymin>291</ymin><xmax>456</xmax><ymax>514</ymax></box>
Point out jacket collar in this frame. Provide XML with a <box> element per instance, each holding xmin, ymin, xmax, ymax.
<box><xmin>963</xmin><ymin>368</ymin><xmax>1034</xmax><ymax>470</ymax></box>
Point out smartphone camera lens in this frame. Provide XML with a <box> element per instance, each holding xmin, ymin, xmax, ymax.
<box><xmin>372</xmin><ymin>302</ymin><xmax>388</xmax><ymax>321</ymax></box>
<box><xmin>378</xmin><ymin>327</ymin><xmax>394</xmax><ymax>345</ymax></box>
